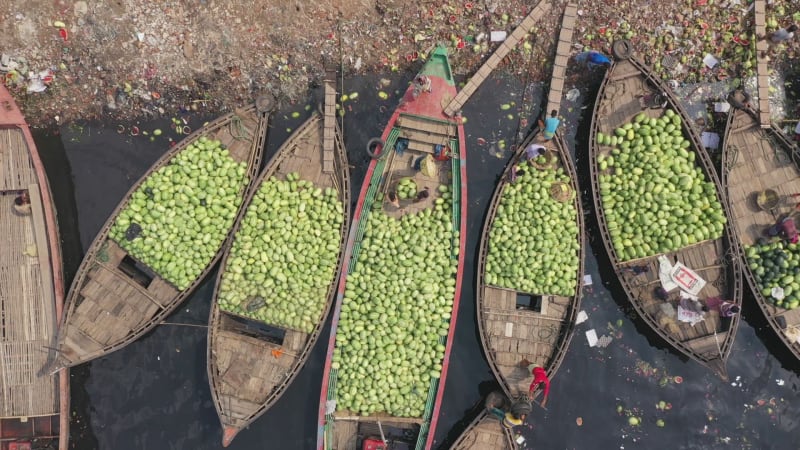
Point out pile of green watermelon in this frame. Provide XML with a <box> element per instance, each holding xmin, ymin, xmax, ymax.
<box><xmin>216</xmin><ymin>172</ymin><xmax>345</xmax><ymax>333</ymax></box>
<box><xmin>484</xmin><ymin>165</ymin><xmax>580</xmax><ymax>296</ymax></box>
<box><xmin>745</xmin><ymin>241</ymin><xmax>800</xmax><ymax>310</ymax></box>
<box><xmin>332</xmin><ymin>185</ymin><xmax>458</xmax><ymax>418</ymax></box>
<box><xmin>596</xmin><ymin>109</ymin><xmax>727</xmax><ymax>261</ymax></box>
<box><xmin>109</xmin><ymin>137</ymin><xmax>249</xmax><ymax>289</ymax></box>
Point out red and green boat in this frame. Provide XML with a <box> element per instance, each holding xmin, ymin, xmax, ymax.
<box><xmin>317</xmin><ymin>45</ymin><xmax>467</xmax><ymax>449</ymax></box>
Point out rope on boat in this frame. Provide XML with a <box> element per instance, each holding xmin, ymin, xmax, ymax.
<box><xmin>725</xmin><ymin>144</ymin><xmax>740</xmax><ymax>172</ymax></box>
<box><xmin>161</xmin><ymin>321</ymin><xmax>208</xmax><ymax>329</ymax></box>
<box><xmin>229</xmin><ymin>115</ymin><xmax>252</xmax><ymax>140</ymax></box>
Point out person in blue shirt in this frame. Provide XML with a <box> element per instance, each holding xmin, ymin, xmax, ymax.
<box><xmin>575</xmin><ymin>50</ymin><xmax>612</xmax><ymax>69</ymax></box>
<box><xmin>538</xmin><ymin>110</ymin><xmax>560</xmax><ymax>141</ymax></box>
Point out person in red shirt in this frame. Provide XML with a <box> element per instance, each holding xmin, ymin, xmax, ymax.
<box><xmin>520</xmin><ymin>359</ymin><xmax>551</xmax><ymax>407</ymax></box>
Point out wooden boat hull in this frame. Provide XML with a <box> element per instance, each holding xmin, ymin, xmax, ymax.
<box><xmin>722</xmin><ymin>107</ymin><xmax>800</xmax><ymax>360</ymax></box>
<box><xmin>588</xmin><ymin>54</ymin><xmax>742</xmax><ymax>379</ymax></box>
<box><xmin>208</xmin><ymin>97</ymin><xmax>351</xmax><ymax>446</ymax></box>
<box><xmin>0</xmin><ymin>85</ymin><xmax>69</xmax><ymax>450</ymax></box>
<box><xmin>52</xmin><ymin>102</ymin><xmax>271</xmax><ymax>368</ymax></box>
<box><xmin>476</xmin><ymin>130</ymin><xmax>584</xmax><ymax>400</ymax></box>
<box><xmin>318</xmin><ymin>46</ymin><xmax>468</xmax><ymax>450</ymax></box>
<box><xmin>450</xmin><ymin>411</ymin><xmax>516</xmax><ymax>450</ymax></box>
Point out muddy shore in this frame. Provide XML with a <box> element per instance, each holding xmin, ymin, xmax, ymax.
<box><xmin>2</xmin><ymin>0</ymin><xmax>799</xmax><ymax>130</ymax></box>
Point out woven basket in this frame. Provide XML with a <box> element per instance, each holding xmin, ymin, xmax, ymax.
<box><xmin>550</xmin><ymin>181</ymin><xmax>572</xmax><ymax>202</ymax></box>
<box><xmin>756</xmin><ymin>189</ymin><xmax>779</xmax><ymax>211</ymax></box>
<box><xmin>530</xmin><ymin>150</ymin><xmax>557</xmax><ymax>170</ymax></box>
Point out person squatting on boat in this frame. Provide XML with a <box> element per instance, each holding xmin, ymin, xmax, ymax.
<box><xmin>519</xmin><ymin>359</ymin><xmax>551</xmax><ymax>407</ymax></box>
<box><xmin>538</xmin><ymin>110</ymin><xmax>561</xmax><ymax>141</ymax></box>
<box><xmin>488</xmin><ymin>406</ymin><xmax>527</xmax><ymax>429</ymax></box>
<box><xmin>767</xmin><ymin>215</ymin><xmax>799</xmax><ymax>244</ymax></box>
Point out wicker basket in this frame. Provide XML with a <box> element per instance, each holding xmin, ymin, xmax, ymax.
<box><xmin>550</xmin><ymin>181</ymin><xmax>572</xmax><ymax>202</ymax></box>
<box><xmin>756</xmin><ymin>189</ymin><xmax>779</xmax><ymax>211</ymax></box>
<box><xmin>530</xmin><ymin>150</ymin><xmax>557</xmax><ymax>170</ymax></box>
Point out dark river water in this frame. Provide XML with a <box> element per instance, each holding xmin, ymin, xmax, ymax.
<box><xmin>33</xmin><ymin>71</ymin><xmax>799</xmax><ymax>450</ymax></box>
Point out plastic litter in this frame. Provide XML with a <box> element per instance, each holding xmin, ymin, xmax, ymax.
<box><xmin>702</xmin><ymin>53</ymin><xmax>719</xmax><ymax>69</ymax></box>
<box><xmin>576</xmin><ymin>310</ymin><xmax>588</xmax><ymax>324</ymax></box>
<box><xmin>586</xmin><ymin>329</ymin><xmax>598</xmax><ymax>347</ymax></box>
<box><xmin>490</xmin><ymin>31</ymin><xmax>507</xmax><ymax>42</ymax></box>
<box><xmin>566</xmin><ymin>88</ymin><xmax>580</xmax><ymax>101</ymax></box>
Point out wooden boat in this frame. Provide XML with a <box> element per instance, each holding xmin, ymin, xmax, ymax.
<box><xmin>317</xmin><ymin>46</ymin><xmax>467</xmax><ymax>450</ymax></box>
<box><xmin>49</xmin><ymin>100</ymin><xmax>272</xmax><ymax>369</ymax></box>
<box><xmin>721</xmin><ymin>103</ymin><xmax>800</xmax><ymax>360</ymax></box>
<box><xmin>588</xmin><ymin>48</ymin><xmax>742</xmax><ymax>378</ymax></box>
<box><xmin>449</xmin><ymin>411</ymin><xmax>516</xmax><ymax>450</ymax></box>
<box><xmin>475</xmin><ymin>129</ymin><xmax>584</xmax><ymax>401</ymax></box>
<box><xmin>449</xmin><ymin>391</ymin><xmax>517</xmax><ymax>450</ymax></box>
<box><xmin>0</xmin><ymin>85</ymin><xmax>69</xmax><ymax>449</ymax></box>
<box><xmin>208</xmin><ymin>82</ymin><xmax>350</xmax><ymax>446</ymax></box>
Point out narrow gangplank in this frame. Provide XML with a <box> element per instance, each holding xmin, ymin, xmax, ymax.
<box><xmin>209</xmin><ymin>82</ymin><xmax>351</xmax><ymax>446</ymax></box>
<box><xmin>722</xmin><ymin>105</ymin><xmax>800</xmax><ymax>360</ymax></box>
<box><xmin>588</xmin><ymin>47</ymin><xmax>742</xmax><ymax>379</ymax></box>
<box><xmin>50</xmin><ymin>99</ymin><xmax>272</xmax><ymax>369</ymax></box>
<box><xmin>0</xmin><ymin>84</ymin><xmax>69</xmax><ymax>449</ymax></box>
<box><xmin>318</xmin><ymin>46</ymin><xmax>467</xmax><ymax>450</ymax></box>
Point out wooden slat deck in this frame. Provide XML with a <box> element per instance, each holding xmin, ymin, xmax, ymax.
<box><xmin>443</xmin><ymin>0</ymin><xmax>552</xmax><ymax>117</ymax></box>
<box><xmin>0</xmin><ymin>129</ymin><xmax>58</xmax><ymax>418</ymax></box>
<box><xmin>589</xmin><ymin>56</ymin><xmax>741</xmax><ymax>378</ymax></box>
<box><xmin>451</xmin><ymin>411</ymin><xmax>516</xmax><ymax>450</ymax></box>
<box><xmin>723</xmin><ymin>108</ymin><xmax>800</xmax><ymax>360</ymax></box>
<box><xmin>209</xmin><ymin>85</ymin><xmax>351</xmax><ymax>442</ymax></box>
<box><xmin>54</xmin><ymin>104</ymin><xmax>269</xmax><ymax>368</ymax></box>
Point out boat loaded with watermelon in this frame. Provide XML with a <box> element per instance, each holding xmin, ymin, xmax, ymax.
<box><xmin>208</xmin><ymin>81</ymin><xmax>351</xmax><ymax>446</ymax></box>
<box><xmin>48</xmin><ymin>99</ymin><xmax>272</xmax><ymax>369</ymax></box>
<box><xmin>721</xmin><ymin>99</ymin><xmax>800</xmax><ymax>361</ymax></box>
<box><xmin>317</xmin><ymin>46</ymin><xmax>467</xmax><ymax>450</ymax></box>
<box><xmin>588</xmin><ymin>42</ymin><xmax>742</xmax><ymax>379</ymax></box>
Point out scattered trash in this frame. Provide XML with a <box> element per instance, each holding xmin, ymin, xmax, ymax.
<box><xmin>775</xmin><ymin>379</ymin><xmax>785</xmax><ymax>386</ymax></box>
<box><xmin>596</xmin><ymin>335</ymin><xmax>613</xmax><ymax>348</ymax></box>
<box><xmin>490</xmin><ymin>31</ymin><xmax>507</xmax><ymax>42</ymax></box>
<box><xmin>702</xmin><ymin>53</ymin><xmax>719</xmax><ymax>69</ymax></box>
<box><xmin>576</xmin><ymin>417</ymin><xmax>583</xmax><ymax>426</ymax></box>
<box><xmin>701</xmin><ymin>131</ymin><xmax>720</xmax><ymax>149</ymax></box>
<box><xmin>586</xmin><ymin>329</ymin><xmax>598</xmax><ymax>347</ymax></box>
<box><xmin>583</xmin><ymin>274</ymin><xmax>593</xmax><ymax>286</ymax></box>
<box><xmin>576</xmin><ymin>310</ymin><xmax>588</xmax><ymax>324</ymax></box>
<box><xmin>566</xmin><ymin>88</ymin><xmax>580</xmax><ymax>102</ymax></box>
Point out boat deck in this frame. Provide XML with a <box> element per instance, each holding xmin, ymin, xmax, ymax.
<box><xmin>0</xmin><ymin>128</ymin><xmax>59</xmax><ymax>419</ymax></box>
<box><xmin>451</xmin><ymin>411</ymin><xmax>514</xmax><ymax>450</ymax></box>
<box><xmin>724</xmin><ymin>108</ymin><xmax>800</xmax><ymax>357</ymax></box>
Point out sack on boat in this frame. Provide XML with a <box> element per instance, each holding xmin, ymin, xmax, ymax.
<box><xmin>669</xmin><ymin>262</ymin><xmax>706</xmax><ymax>296</ymax></box>
<box><xmin>418</xmin><ymin>154</ymin><xmax>439</xmax><ymax>178</ymax></box>
<box><xmin>657</xmin><ymin>255</ymin><xmax>679</xmax><ymax>292</ymax></box>
<box><xmin>784</xmin><ymin>327</ymin><xmax>800</xmax><ymax>344</ymax></box>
